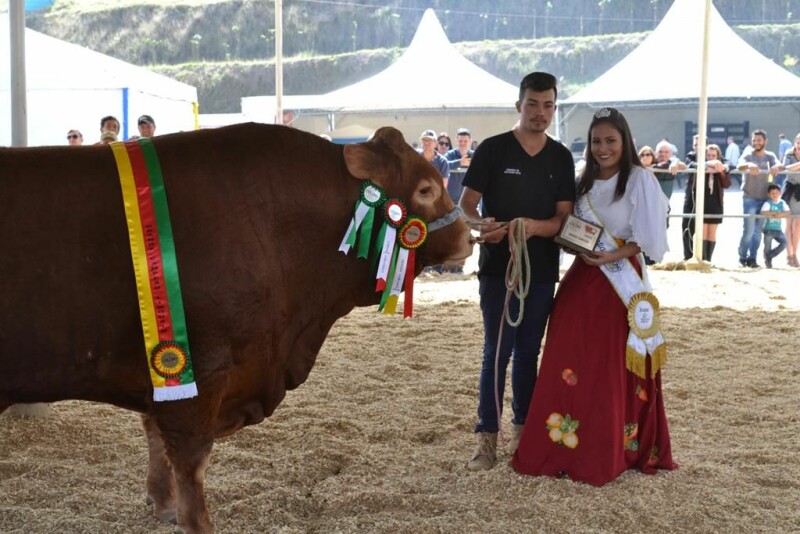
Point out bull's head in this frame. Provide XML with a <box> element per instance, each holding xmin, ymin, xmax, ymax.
<box><xmin>343</xmin><ymin>127</ymin><xmax>474</xmax><ymax>267</ymax></box>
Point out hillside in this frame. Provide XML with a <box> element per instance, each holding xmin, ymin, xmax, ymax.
<box><xmin>22</xmin><ymin>0</ymin><xmax>800</xmax><ymax>113</ymax></box>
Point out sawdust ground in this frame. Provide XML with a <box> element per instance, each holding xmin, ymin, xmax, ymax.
<box><xmin>1</xmin><ymin>267</ymin><xmax>799</xmax><ymax>533</ymax></box>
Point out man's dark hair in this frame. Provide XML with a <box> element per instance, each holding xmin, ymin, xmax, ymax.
<box><xmin>752</xmin><ymin>129</ymin><xmax>767</xmax><ymax>140</ymax></box>
<box><xmin>100</xmin><ymin>115</ymin><xmax>119</xmax><ymax>128</ymax></box>
<box><xmin>518</xmin><ymin>71</ymin><xmax>558</xmax><ymax>102</ymax></box>
<box><xmin>768</xmin><ymin>184</ymin><xmax>781</xmax><ymax>193</ymax></box>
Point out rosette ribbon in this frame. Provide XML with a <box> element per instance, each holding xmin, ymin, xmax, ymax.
<box><xmin>339</xmin><ymin>180</ymin><xmax>387</xmax><ymax>259</ymax></box>
<box><xmin>379</xmin><ymin>217</ymin><xmax>428</xmax><ymax>318</ymax></box>
<box><xmin>111</xmin><ymin>138</ymin><xmax>198</xmax><ymax>402</ymax></box>
<box><xmin>374</xmin><ymin>199</ymin><xmax>407</xmax><ymax>292</ymax></box>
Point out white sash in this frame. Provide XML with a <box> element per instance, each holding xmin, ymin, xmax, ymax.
<box><xmin>575</xmin><ymin>194</ymin><xmax>667</xmax><ymax>379</ymax></box>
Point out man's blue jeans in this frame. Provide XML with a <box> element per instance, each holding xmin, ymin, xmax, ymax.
<box><xmin>475</xmin><ymin>275</ymin><xmax>555</xmax><ymax>433</ymax></box>
<box><xmin>738</xmin><ymin>195</ymin><xmax>766</xmax><ymax>263</ymax></box>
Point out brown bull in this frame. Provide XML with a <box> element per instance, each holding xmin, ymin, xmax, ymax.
<box><xmin>0</xmin><ymin>124</ymin><xmax>473</xmax><ymax>533</ymax></box>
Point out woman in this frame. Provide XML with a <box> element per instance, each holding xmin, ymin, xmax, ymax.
<box><xmin>512</xmin><ymin>107</ymin><xmax>676</xmax><ymax>486</ymax></box>
<box><xmin>436</xmin><ymin>133</ymin><xmax>452</xmax><ymax>155</ymax></box>
<box><xmin>637</xmin><ymin>145</ymin><xmax>655</xmax><ymax>168</ymax></box>
<box><xmin>779</xmin><ymin>133</ymin><xmax>800</xmax><ymax>267</ymax></box>
<box><xmin>682</xmin><ymin>144</ymin><xmax>732</xmax><ymax>262</ymax></box>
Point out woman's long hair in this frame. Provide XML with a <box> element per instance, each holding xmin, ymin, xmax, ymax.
<box><xmin>577</xmin><ymin>107</ymin><xmax>640</xmax><ymax>201</ymax></box>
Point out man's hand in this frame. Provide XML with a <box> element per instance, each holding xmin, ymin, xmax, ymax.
<box><xmin>479</xmin><ymin>217</ymin><xmax>509</xmax><ymax>244</ymax></box>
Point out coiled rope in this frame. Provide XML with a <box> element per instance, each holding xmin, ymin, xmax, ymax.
<box><xmin>494</xmin><ymin>219</ymin><xmax>531</xmax><ymax>435</ymax></box>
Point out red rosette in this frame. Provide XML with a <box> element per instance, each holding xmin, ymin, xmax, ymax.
<box><xmin>383</xmin><ymin>199</ymin><xmax>407</xmax><ymax>228</ymax></box>
<box><xmin>398</xmin><ymin>217</ymin><xmax>428</xmax><ymax>249</ymax></box>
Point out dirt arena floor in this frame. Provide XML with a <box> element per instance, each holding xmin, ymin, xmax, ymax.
<box><xmin>1</xmin><ymin>265</ymin><xmax>799</xmax><ymax>533</ymax></box>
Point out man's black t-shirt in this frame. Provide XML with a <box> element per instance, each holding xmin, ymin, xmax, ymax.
<box><xmin>463</xmin><ymin>131</ymin><xmax>576</xmax><ymax>282</ymax></box>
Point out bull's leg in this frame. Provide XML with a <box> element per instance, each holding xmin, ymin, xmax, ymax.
<box><xmin>141</xmin><ymin>415</ymin><xmax>177</xmax><ymax>524</ymax></box>
<box><xmin>160</xmin><ymin>428</ymin><xmax>214</xmax><ymax>534</ymax></box>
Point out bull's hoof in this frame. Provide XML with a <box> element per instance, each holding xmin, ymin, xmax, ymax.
<box><xmin>157</xmin><ymin>509</ymin><xmax>178</xmax><ymax>524</ymax></box>
<box><xmin>147</xmin><ymin>494</ymin><xmax>177</xmax><ymax>524</ymax></box>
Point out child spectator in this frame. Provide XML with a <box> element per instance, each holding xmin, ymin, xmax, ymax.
<box><xmin>760</xmin><ymin>184</ymin><xmax>790</xmax><ymax>268</ymax></box>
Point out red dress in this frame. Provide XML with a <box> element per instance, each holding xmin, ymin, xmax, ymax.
<box><xmin>511</xmin><ymin>256</ymin><xmax>677</xmax><ymax>486</ymax></box>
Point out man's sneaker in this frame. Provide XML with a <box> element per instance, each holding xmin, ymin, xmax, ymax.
<box><xmin>764</xmin><ymin>255</ymin><xmax>773</xmax><ymax>269</ymax></box>
<box><xmin>739</xmin><ymin>258</ymin><xmax>748</xmax><ymax>267</ymax></box>
<box><xmin>467</xmin><ymin>432</ymin><xmax>497</xmax><ymax>471</ymax></box>
<box><xmin>746</xmin><ymin>259</ymin><xmax>760</xmax><ymax>268</ymax></box>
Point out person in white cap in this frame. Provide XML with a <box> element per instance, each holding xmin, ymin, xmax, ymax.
<box><xmin>418</xmin><ymin>129</ymin><xmax>449</xmax><ymax>186</ymax></box>
<box><xmin>137</xmin><ymin>115</ymin><xmax>157</xmax><ymax>138</ymax></box>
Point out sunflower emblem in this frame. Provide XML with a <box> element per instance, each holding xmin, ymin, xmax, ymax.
<box><xmin>150</xmin><ymin>341</ymin><xmax>189</xmax><ymax>379</ymax></box>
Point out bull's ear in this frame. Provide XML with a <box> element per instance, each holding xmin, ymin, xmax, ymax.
<box><xmin>344</xmin><ymin>126</ymin><xmax>407</xmax><ymax>183</ymax></box>
<box><xmin>343</xmin><ymin>143</ymin><xmax>384</xmax><ymax>182</ymax></box>
<box><xmin>370</xmin><ymin>127</ymin><xmax>408</xmax><ymax>152</ymax></box>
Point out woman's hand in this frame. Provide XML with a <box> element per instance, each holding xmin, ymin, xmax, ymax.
<box><xmin>580</xmin><ymin>242</ymin><xmax>641</xmax><ymax>266</ymax></box>
<box><xmin>579</xmin><ymin>250</ymin><xmax>615</xmax><ymax>266</ymax></box>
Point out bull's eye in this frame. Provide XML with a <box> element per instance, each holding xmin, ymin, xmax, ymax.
<box><xmin>418</xmin><ymin>186</ymin><xmax>432</xmax><ymax>196</ymax></box>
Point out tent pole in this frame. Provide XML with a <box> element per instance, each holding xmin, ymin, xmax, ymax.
<box><xmin>5</xmin><ymin>1</ymin><xmax>53</xmax><ymax>419</ymax></box>
<box><xmin>688</xmin><ymin>0</ymin><xmax>712</xmax><ymax>271</ymax></box>
<box><xmin>274</xmin><ymin>0</ymin><xmax>283</xmax><ymax>124</ymax></box>
<box><xmin>555</xmin><ymin>103</ymin><xmax>561</xmax><ymax>142</ymax></box>
<box><xmin>9</xmin><ymin>0</ymin><xmax>27</xmax><ymax>147</ymax></box>
<box><xmin>122</xmin><ymin>87</ymin><xmax>129</xmax><ymax>140</ymax></box>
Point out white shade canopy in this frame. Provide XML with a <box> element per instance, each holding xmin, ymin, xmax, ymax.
<box><xmin>564</xmin><ymin>0</ymin><xmax>800</xmax><ymax>106</ymax></box>
<box><xmin>1</xmin><ymin>15</ymin><xmax>198</xmax><ymax>146</ymax></box>
<box><xmin>318</xmin><ymin>8</ymin><xmax>518</xmax><ymax>111</ymax></box>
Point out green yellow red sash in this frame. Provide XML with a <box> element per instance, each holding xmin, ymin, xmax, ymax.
<box><xmin>111</xmin><ymin>138</ymin><xmax>198</xmax><ymax>401</ymax></box>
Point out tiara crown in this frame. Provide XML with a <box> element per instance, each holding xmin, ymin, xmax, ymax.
<box><xmin>594</xmin><ymin>108</ymin><xmax>612</xmax><ymax>119</ymax></box>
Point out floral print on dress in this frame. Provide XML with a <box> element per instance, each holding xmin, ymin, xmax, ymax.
<box><xmin>648</xmin><ymin>446</ymin><xmax>660</xmax><ymax>466</ymax></box>
<box><xmin>636</xmin><ymin>384</ymin><xmax>648</xmax><ymax>402</ymax></box>
<box><xmin>546</xmin><ymin>412</ymin><xmax>579</xmax><ymax>449</ymax></box>
<box><xmin>624</xmin><ymin>423</ymin><xmax>639</xmax><ymax>451</ymax></box>
<box><xmin>561</xmin><ymin>368</ymin><xmax>578</xmax><ymax>386</ymax></box>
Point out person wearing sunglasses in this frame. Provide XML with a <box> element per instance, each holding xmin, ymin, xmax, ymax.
<box><xmin>637</xmin><ymin>145</ymin><xmax>655</xmax><ymax>168</ymax></box>
<box><xmin>436</xmin><ymin>133</ymin><xmax>452</xmax><ymax>155</ymax></box>
<box><xmin>66</xmin><ymin>130</ymin><xmax>83</xmax><ymax>146</ymax></box>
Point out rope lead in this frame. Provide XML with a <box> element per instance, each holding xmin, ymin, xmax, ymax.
<box><xmin>493</xmin><ymin>219</ymin><xmax>532</xmax><ymax>435</ymax></box>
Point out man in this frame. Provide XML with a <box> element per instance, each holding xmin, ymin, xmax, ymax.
<box><xmin>444</xmin><ymin>127</ymin><xmax>474</xmax><ymax>203</ymax></box>
<box><xmin>725</xmin><ymin>136</ymin><xmax>741</xmax><ymax>187</ymax></box>
<box><xmin>66</xmin><ymin>129</ymin><xmax>83</xmax><ymax>146</ymax></box>
<box><xmin>417</xmin><ymin>129</ymin><xmax>449</xmax><ymax>186</ymax></box>
<box><xmin>652</xmin><ymin>140</ymin><xmax>682</xmax><ymax>200</ymax></box>
<box><xmin>725</xmin><ymin>136</ymin><xmax>741</xmax><ymax>166</ymax></box>
<box><xmin>778</xmin><ymin>133</ymin><xmax>792</xmax><ymax>161</ymax></box>
<box><xmin>137</xmin><ymin>115</ymin><xmax>157</xmax><ymax>138</ymax></box>
<box><xmin>775</xmin><ymin>134</ymin><xmax>793</xmax><ymax>188</ymax></box>
<box><xmin>737</xmin><ymin>129</ymin><xmax>781</xmax><ymax>268</ymax></box>
<box><xmin>95</xmin><ymin>115</ymin><xmax>120</xmax><ymax>145</ymax></box>
<box><xmin>459</xmin><ymin>71</ymin><xmax>575</xmax><ymax>471</ymax></box>
<box><xmin>419</xmin><ymin>129</ymin><xmax>450</xmax><ymax>275</ymax></box>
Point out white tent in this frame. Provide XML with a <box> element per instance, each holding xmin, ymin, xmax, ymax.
<box><xmin>1</xmin><ymin>15</ymin><xmax>198</xmax><ymax>147</ymax></box>
<box><xmin>559</xmin><ymin>0</ymin><xmax>800</xmax><ymax>153</ymax></box>
<box><xmin>319</xmin><ymin>8</ymin><xmax>518</xmax><ymax>112</ymax></box>
<box><xmin>240</xmin><ymin>9</ymin><xmax>519</xmax><ymax>143</ymax></box>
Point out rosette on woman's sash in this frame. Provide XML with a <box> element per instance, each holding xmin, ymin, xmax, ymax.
<box><xmin>379</xmin><ymin>217</ymin><xmax>428</xmax><ymax>317</ymax></box>
<box><xmin>339</xmin><ymin>180</ymin><xmax>386</xmax><ymax>259</ymax></box>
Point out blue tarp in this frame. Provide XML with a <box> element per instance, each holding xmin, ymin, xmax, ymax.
<box><xmin>25</xmin><ymin>0</ymin><xmax>54</xmax><ymax>12</ymax></box>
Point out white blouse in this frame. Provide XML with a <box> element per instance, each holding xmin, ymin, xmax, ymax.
<box><xmin>584</xmin><ymin>166</ymin><xmax>670</xmax><ymax>262</ymax></box>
